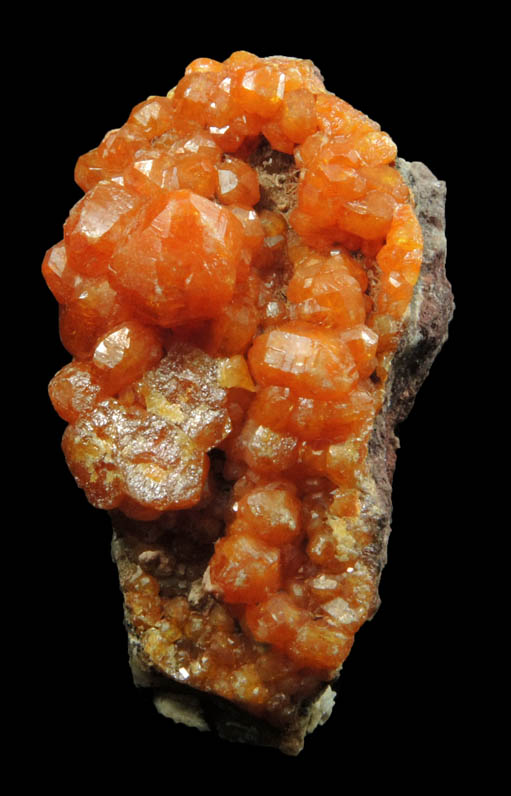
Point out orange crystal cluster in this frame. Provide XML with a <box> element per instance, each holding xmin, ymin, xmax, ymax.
<box><xmin>43</xmin><ymin>52</ymin><xmax>423</xmax><ymax>724</ymax></box>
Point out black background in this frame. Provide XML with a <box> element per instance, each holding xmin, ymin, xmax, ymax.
<box><xmin>20</xmin><ymin>13</ymin><xmax>472</xmax><ymax>788</ymax></box>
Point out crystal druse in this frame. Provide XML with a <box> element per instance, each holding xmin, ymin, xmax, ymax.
<box><xmin>43</xmin><ymin>52</ymin><xmax>453</xmax><ymax>754</ymax></box>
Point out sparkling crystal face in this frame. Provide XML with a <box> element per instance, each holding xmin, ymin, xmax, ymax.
<box><xmin>43</xmin><ymin>51</ymin><xmax>423</xmax><ymax>731</ymax></box>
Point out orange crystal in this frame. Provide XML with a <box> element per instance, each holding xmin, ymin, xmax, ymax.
<box><xmin>109</xmin><ymin>189</ymin><xmax>245</xmax><ymax>327</ymax></box>
<box><xmin>248</xmin><ymin>321</ymin><xmax>359</xmax><ymax>400</ymax></box>
<box><xmin>44</xmin><ymin>51</ymin><xmax>424</xmax><ymax>732</ymax></box>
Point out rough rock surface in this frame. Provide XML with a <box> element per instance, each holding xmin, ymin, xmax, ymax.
<box><xmin>110</xmin><ymin>154</ymin><xmax>453</xmax><ymax>755</ymax></box>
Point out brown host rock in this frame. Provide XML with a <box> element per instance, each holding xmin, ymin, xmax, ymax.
<box><xmin>43</xmin><ymin>52</ymin><xmax>453</xmax><ymax>754</ymax></box>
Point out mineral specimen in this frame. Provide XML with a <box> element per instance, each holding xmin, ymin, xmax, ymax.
<box><xmin>43</xmin><ymin>52</ymin><xmax>453</xmax><ymax>754</ymax></box>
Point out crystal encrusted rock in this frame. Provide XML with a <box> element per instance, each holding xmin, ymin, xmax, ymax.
<box><xmin>43</xmin><ymin>52</ymin><xmax>453</xmax><ymax>754</ymax></box>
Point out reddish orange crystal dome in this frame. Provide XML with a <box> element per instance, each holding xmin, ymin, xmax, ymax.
<box><xmin>43</xmin><ymin>51</ymin><xmax>423</xmax><ymax>728</ymax></box>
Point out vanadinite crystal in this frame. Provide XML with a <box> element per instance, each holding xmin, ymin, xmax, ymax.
<box><xmin>43</xmin><ymin>52</ymin><xmax>444</xmax><ymax>752</ymax></box>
